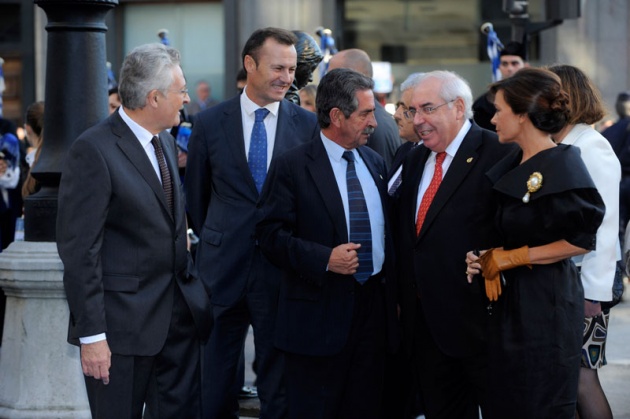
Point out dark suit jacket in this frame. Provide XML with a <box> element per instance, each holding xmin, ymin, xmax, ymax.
<box><xmin>257</xmin><ymin>138</ymin><xmax>399</xmax><ymax>357</ymax></box>
<box><xmin>396</xmin><ymin>123</ymin><xmax>511</xmax><ymax>358</ymax></box>
<box><xmin>57</xmin><ymin>111</ymin><xmax>211</xmax><ymax>355</ymax></box>
<box><xmin>367</xmin><ymin>102</ymin><xmax>402</xmax><ymax>170</ymax></box>
<box><xmin>185</xmin><ymin>95</ymin><xmax>319</xmax><ymax>306</ymax></box>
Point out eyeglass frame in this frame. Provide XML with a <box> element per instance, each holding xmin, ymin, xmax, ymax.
<box><xmin>403</xmin><ymin>99</ymin><xmax>456</xmax><ymax>119</ymax></box>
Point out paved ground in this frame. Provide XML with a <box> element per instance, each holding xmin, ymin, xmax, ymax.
<box><xmin>242</xmin><ymin>285</ymin><xmax>630</xmax><ymax>418</ymax></box>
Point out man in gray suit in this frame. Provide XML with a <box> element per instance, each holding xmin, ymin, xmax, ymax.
<box><xmin>57</xmin><ymin>43</ymin><xmax>211</xmax><ymax>419</ymax></box>
<box><xmin>185</xmin><ymin>27</ymin><xmax>319</xmax><ymax>419</ymax></box>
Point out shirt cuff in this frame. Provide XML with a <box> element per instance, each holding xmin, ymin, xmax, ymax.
<box><xmin>79</xmin><ymin>333</ymin><xmax>106</xmax><ymax>344</ymax></box>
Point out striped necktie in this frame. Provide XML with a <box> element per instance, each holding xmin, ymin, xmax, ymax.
<box><xmin>342</xmin><ymin>150</ymin><xmax>373</xmax><ymax>284</ymax></box>
<box><xmin>151</xmin><ymin>136</ymin><xmax>174</xmax><ymax>217</ymax></box>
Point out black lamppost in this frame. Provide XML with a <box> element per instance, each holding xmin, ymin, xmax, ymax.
<box><xmin>28</xmin><ymin>0</ymin><xmax>118</xmax><ymax>242</ymax></box>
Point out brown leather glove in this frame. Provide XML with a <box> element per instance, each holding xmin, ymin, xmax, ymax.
<box><xmin>478</xmin><ymin>246</ymin><xmax>531</xmax><ymax>301</ymax></box>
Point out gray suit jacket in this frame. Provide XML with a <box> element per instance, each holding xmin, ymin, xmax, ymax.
<box><xmin>57</xmin><ymin>111</ymin><xmax>211</xmax><ymax>355</ymax></box>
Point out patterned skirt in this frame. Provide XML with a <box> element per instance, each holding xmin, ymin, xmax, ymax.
<box><xmin>581</xmin><ymin>309</ymin><xmax>610</xmax><ymax>369</ymax></box>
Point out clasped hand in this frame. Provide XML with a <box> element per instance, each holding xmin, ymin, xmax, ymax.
<box><xmin>328</xmin><ymin>243</ymin><xmax>361</xmax><ymax>275</ymax></box>
<box><xmin>465</xmin><ymin>246</ymin><xmax>531</xmax><ymax>301</ymax></box>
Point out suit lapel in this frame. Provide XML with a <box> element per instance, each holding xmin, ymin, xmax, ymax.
<box><xmin>417</xmin><ymin>128</ymin><xmax>482</xmax><ymax>240</ymax></box>
<box><xmin>272</xmin><ymin>101</ymin><xmax>296</xmax><ymax>159</ymax></box>
<box><xmin>306</xmin><ymin>139</ymin><xmax>348</xmax><ymax>242</ymax></box>
<box><xmin>112</xmin><ymin>114</ymin><xmax>172</xmax><ymax>219</ymax></box>
<box><xmin>220</xmin><ymin>97</ymin><xmax>259</xmax><ymax>195</ymax></box>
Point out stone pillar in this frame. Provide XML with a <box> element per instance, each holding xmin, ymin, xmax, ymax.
<box><xmin>0</xmin><ymin>0</ymin><xmax>117</xmax><ymax>416</ymax></box>
<box><xmin>0</xmin><ymin>242</ymin><xmax>89</xmax><ymax>419</ymax></box>
<box><xmin>26</xmin><ymin>0</ymin><xmax>118</xmax><ymax>242</ymax></box>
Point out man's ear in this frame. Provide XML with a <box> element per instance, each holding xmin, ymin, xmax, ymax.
<box><xmin>244</xmin><ymin>55</ymin><xmax>256</xmax><ymax>74</ymax></box>
<box><xmin>148</xmin><ymin>90</ymin><xmax>160</xmax><ymax>108</ymax></box>
<box><xmin>330</xmin><ymin>108</ymin><xmax>343</xmax><ymax>127</ymax></box>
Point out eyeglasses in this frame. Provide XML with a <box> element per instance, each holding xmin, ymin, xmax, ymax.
<box><xmin>165</xmin><ymin>88</ymin><xmax>189</xmax><ymax>96</ymax></box>
<box><xmin>404</xmin><ymin>100</ymin><xmax>456</xmax><ymax>118</ymax></box>
<box><xmin>396</xmin><ymin>102</ymin><xmax>416</xmax><ymax>120</ymax></box>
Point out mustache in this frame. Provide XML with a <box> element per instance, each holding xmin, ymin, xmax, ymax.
<box><xmin>363</xmin><ymin>126</ymin><xmax>376</xmax><ymax>135</ymax></box>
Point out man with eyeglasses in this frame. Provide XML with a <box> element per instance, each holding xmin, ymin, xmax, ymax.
<box><xmin>387</xmin><ymin>73</ymin><xmax>425</xmax><ymax>197</ymax></box>
<box><xmin>57</xmin><ymin>43</ymin><xmax>211</xmax><ymax>418</ymax></box>
<box><xmin>394</xmin><ymin>70</ymin><xmax>513</xmax><ymax>418</ymax></box>
<box><xmin>473</xmin><ymin>41</ymin><xmax>528</xmax><ymax>131</ymax></box>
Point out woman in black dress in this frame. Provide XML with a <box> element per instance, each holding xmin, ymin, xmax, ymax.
<box><xmin>465</xmin><ymin>68</ymin><xmax>605</xmax><ymax>418</ymax></box>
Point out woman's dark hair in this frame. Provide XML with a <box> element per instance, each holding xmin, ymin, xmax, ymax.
<box><xmin>489</xmin><ymin>67</ymin><xmax>570</xmax><ymax>134</ymax></box>
<box><xmin>25</xmin><ymin>101</ymin><xmax>45</xmax><ymax>137</ymax></box>
<box><xmin>547</xmin><ymin>64</ymin><xmax>605</xmax><ymax>125</ymax></box>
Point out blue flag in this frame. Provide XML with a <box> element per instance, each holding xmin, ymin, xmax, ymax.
<box><xmin>486</xmin><ymin>28</ymin><xmax>504</xmax><ymax>81</ymax></box>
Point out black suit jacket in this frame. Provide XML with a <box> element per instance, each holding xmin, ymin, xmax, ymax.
<box><xmin>185</xmin><ymin>95</ymin><xmax>319</xmax><ymax>306</ymax></box>
<box><xmin>367</xmin><ymin>102</ymin><xmax>402</xmax><ymax>170</ymax></box>
<box><xmin>396</xmin><ymin>123</ymin><xmax>511</xmax><ymax>357</ymax></box>
<box><xmin>257</xmin><ymin>137</ymin><xmax>399</xmax><ymax>356</ymax></box>
<box><xmin>57</xmin><ymin>111</ymin><xmax>211</xmax><ymax>355</ymax></box>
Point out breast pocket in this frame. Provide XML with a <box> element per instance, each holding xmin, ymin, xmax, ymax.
<box><xmin>202</xmin><ymin>228</ymin><xmax>223</xmax><ymax>247</ymax></box>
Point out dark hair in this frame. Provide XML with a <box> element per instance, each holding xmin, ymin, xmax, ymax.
<box><xmin>316</xmin><ymin>68</ymin><xmax>374</xmax><ymax>129</ymax></box>
<box><xmin>489</xmin><ymin>67</ymin><xmax>570</xmax><ymax>134</ymax></box>
<box><xmin>241</xmin><ymin>27</ymin><xmax>297</xmax><ymax>69</ymax></box>
<box><xmin>547</xmin><ymin>64</ymin><xmax>605</xmax><ymax>125</ymax></box>
<box><xmin>500</xmin><ymin>41</ymin><xmax>527</xmax><ymax>61</ymax></box>
<box><xmin>25</xmin><ymin>101</ymin><xmax>45</xmax><ymax>137</ymax></box>
<box><xmin>615</xmin><ymin>90</ymin><xmax>630</xmax><ymax>119</ymax></box>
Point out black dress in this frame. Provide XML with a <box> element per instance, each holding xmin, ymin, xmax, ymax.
<box><xmin>484</xmin><ymin>144</ymin><xmax>604</xmax><ymax>419</ymax></box>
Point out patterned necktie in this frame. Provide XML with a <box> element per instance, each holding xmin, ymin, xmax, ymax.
<box><xmin>248</xmin><ymin>108</ymin><xmax>270</xmax><ymax>193</ymax></box>
<box><xmin>415</xmin><ymin>152</ymin><xmax>446</xmax><ymax>236</ymax></box>
<box><xmin>151</xmin><ymin>136</ymin><xmax>174</xmax><ymax>217</ymax></box>
<box><xmin>342</xmin><ymin>150</ymin><xmax>373</xmax><ymax>284</ymax></box>
<box><xmin>388</xmin><ymin>170</ymin><xmax>403</xmax><ymax>196</ymax></box>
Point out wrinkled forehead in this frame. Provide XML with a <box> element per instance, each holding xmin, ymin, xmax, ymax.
<box><xmin>411</xmin><ymin>78</ymin><xmax>442</xmax><ymax>106</ymax></box>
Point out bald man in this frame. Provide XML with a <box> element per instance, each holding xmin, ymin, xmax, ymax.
<box><xmin>328</xmin><ymin>49</ymin><xmax>401</xmax><ymax>169</ymax></box>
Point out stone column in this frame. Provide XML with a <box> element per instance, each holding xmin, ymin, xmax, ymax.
<box><xmin>0</xmin><ymin>243</ymin><xmax>89</xmax><ymax>419</ymax></box>
<box><xmin>0</xmin><ymin>0</ymin><xmax>117</xmax><ymax>417</ymax></box>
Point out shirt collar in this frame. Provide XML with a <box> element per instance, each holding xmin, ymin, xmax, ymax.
<box><xmin>320</xmin><ymin>132</ymin><xmax>355</xmax><ymax>163</ymax></box>
<box><xmin>118</xmin><ymin>106</ymin><xmax>155</xmax><ymax>148</ymax></box>
<box><xmin>240</xmin><ymin>86</ymin><xmax>280</xmax><ymax>117</ymax></box>
<box><xmin>443</xmin><ymin>119</ymin><xmax>472</xmax><ymax>158</ymax></box>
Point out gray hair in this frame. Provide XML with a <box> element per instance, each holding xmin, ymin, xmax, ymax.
<box><xmin>417</xmin><ymin>71</ymin><xmax>473</xmax><ymax>120</ymax></box>
<box><xmin>316</xmin><ymin>68</ymin><xmax>375</xmax><ymax>129</ymax></box>
<box><xmin>399</xmin><ymin>72</ymin><xmax>425</xmax><ymax>93</ymax></box>
<box><xmin>118</xmin><ymin>43</ymin><xmax>181</xmax><ymax>110</ymax></box>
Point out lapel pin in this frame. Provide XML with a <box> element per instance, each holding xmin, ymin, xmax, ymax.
<box><xmin>466</xmin><ymin>157</ymin><xmax>473</xmax><ymax>163</ymax></box>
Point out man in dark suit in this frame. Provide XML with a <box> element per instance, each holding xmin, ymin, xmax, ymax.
<box><xmin>328</xmin><ymin>49</ymin><xmax>402</xmax><ymax>170</ymax></box>
<box><xmin>57</xmin><ymin>43</ymin><xmax>211</xmax><ymax>418</ymax></box>
<box><xmin>387</xmin><ymin>72</ymin><xmax>425</xmax><ymax>197</ymax></box>
<box><xmin>257</xmin><ymin>68</ymin><xmax>398</xmax><ymax>419</ymax></box>
<box><xmin>185</xmin><ymin>27</ymin><xmax>319</xmax><ymax>419</ymax></box>
<box><xmin>396</xmin><ymin>70</ymin><xmax>511</xmax><ymax>418</ymax></box>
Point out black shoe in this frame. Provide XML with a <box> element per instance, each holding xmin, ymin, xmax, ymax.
<box><xmin>238</xmin><ymin>386</ymin><xmax>258</xmax><ymax>399</ymax></box>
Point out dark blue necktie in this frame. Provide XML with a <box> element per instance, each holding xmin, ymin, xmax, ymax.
<box><xmin>342</xmin><ymin>150</ymin><xmax>373</xmax><ymax>284</ymax></box>
<box><xmin>248</xmin><ymin>108</ymin><xmax>270</xmax><ymax>193</ymax></box>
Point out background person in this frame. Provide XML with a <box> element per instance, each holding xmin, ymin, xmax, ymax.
<box><xmin>549</xmin><ymin>64</ymin><xmax>619</xmax><ymax>419</ymax></box>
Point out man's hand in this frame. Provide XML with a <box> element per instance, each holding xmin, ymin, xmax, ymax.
<box><xmin>328</xmin><ymin>243</ymin><xmax>361</xmax><ymax>275</ymax></box>
<box><xmin>81</xmin><ymin>340</ymin><xmax>112</xmax><ymax>385</ymax></box>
